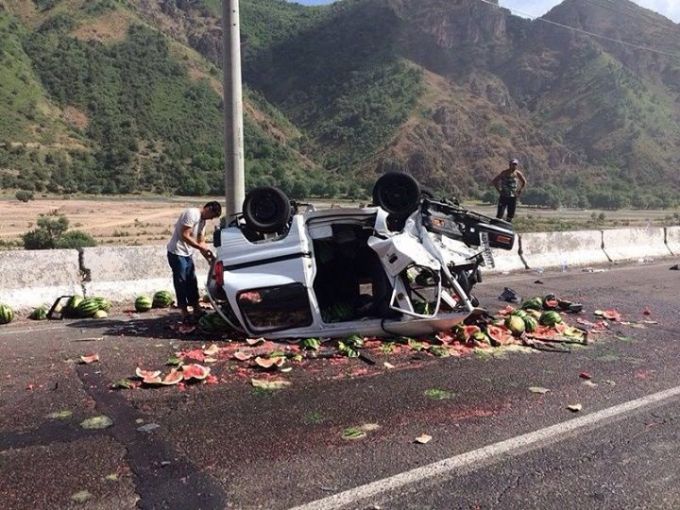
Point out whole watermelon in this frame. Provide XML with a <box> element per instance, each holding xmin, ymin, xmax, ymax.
<box><xmin>0</xmin><ymin>304</ymin><xmax>14</xmax><ymax>325</ymax></box>
<box><xmin>152</xmin><ymin>290</ymin><xmax>173</xmax><ymax>309</ymax></box>
<box><xmin>93</xmin><ymin>297</ymin><xmax>111</xmax><ymax>312</ymax></box>
<box><xmin>29</xmin><ymin>306</ymin><xmax>48</xmax><ymax>321</ymax></box>
<box><xmin>522</xmin><ymin>297</ymin><xmax>543</xmax><ymax>310</ymax></box>
<box><xmin>505</xmin><ymin>315</ymin><xmax>526</xmax><ymax>336</ymax></box>
<box><xmin>77</xmin><ymin>298</ymin><xmax>100</xmax><ymax>318</ymax></box>
<box><xmin>523</xmin><ymin>316</ymin><xmax>538</xmax><ymax>333</ymax></box>
<box><xmin>540</xmin><ymin>311</ymin><xmax>563</xmax><ymax>327</ymax></box>
<box><xmin>135</xmin><ymin>296</ymin><xmax>153</xmax><ymax>313</ymax></box>
<box><xmin>65</xmin><ymin>295</ymin><xmax>83</xmax><ymax>317</ymax></box>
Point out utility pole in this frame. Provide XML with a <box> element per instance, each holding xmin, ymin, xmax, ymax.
<box><xmin>222</xmin><ymin>0</ymin><xmax>245</xmax><ymax>218</ymax></box>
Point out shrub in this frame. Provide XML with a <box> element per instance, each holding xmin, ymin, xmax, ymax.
<box><xmin>55</xmin><ymin>230</ymin><xmax>97</xmax><ymax>249</ymax></box>
<box><xmin>22</xmin><ymin>212</ymin><xmax>97</xmax><ymax>249</ymax></box>
<box><xmin>15</xmin><ymin>190</ymin><xmax>34</xmax><ymax>202</ymax></box>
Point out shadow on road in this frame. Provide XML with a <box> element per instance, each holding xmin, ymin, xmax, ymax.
<box><xmin>64</xmin><ymin>314</ymin><xmax>235</xmax><ymax>342</ymax></box>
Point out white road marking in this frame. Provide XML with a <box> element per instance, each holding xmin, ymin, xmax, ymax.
<box><xmin>289</xmin><ymin>385</ymin><xmax>680</xmax><ymax>510</ymax></box>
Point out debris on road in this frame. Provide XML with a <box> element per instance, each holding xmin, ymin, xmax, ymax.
<box><xmin>594</xmin><ymin>309</ymin><xmax>622</xmax><ymax>322</ymax></box>
<box><xmin>424</xmin><ymin>388</ymin><xmax>456</xmax><ymax>400</ymax></box>
<box><xmin>70</xmin><ymin>490</ymin><xmax>93</xmax><ymax>503</ymax></box>
<box><xmin>251</xmin><ymin>378</ymin><xmax>291</xmax><ymax>390</ymax></box>
<box><xmin>415</xmin><ymin>434</ymin><xmax>433</xmax><ymax>444</ymax></box>
<box><xmin>528</xmin><ymin>387</ymin><xmax>550</xmax><ymax>394</ymax></box>
<box><xmin>341</xmin><ymin>427</ymin><xmax>367</xmax><ymax>440</ymax></box>
<box><xmin>566</xmin><ymin>404</ymin><xmax>583</xmax><ymax>413</ymax></box>
<box><xmin>137</xmin><ymin>423</ymin><xmax>160</xmax><ymax>433</ymax></box>
<box><xmin>80</xmin><ymin>415</ymin><xmax>113</xmax><ymax>429</ymax></box>
<box><xmin>46</xmin><ymin>410</ymin><xmax>73</xmax><ymax>420</ymax></box>
<box><xmin>79</xmin><ymin>354</ymin><xmax>99</xmax><ymax>364</ymax></box>
<box><xmin>498</xmin><ymin>287</ymin><xmax>521</xmax><ymax>303</ymax></box>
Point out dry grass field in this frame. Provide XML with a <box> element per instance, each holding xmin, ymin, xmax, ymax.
<box><xmin>0</xmin><ymin>196</ymin><xmax>221</xmax><ymax>248</ymax></box>
<box><xmin>0</xmin><ymin>194</ymin><xmax>678</xmax><ymax>250</ymax></box>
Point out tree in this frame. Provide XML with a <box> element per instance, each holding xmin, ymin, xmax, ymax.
<box><xmin>22</xmin><ymin>212</ymin><xmax>97</xmax><ymax>250</ymax></box>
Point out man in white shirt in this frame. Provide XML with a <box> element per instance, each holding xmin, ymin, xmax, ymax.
<box><xmin>167</xmin><ymin>201</ymin><xmax>222</xmax><ymax>322</ymax></box>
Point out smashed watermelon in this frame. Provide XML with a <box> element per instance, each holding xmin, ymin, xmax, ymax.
<box><xmin>254</xmin><ymin>356</ymin><xmax>286</xmax><ymax>370</ymax></box>
<box><xmin>161</xmin><ymin>370</ymin><xmax>183</xmax><ymax>386</ymax></box>
<box><xmin>135</xmin><ymin>368</ymin><xmax>161</xmax><ymax>380</ymax></box>
<box><xmin>486</xmin><ymin>325</ymin><xmax>514</xmax><ymax>346</ymax></box>
<box><xmin>182</xmin><ymin>364</ymin><xmax>210</xmax><ymax>381</ymax></box>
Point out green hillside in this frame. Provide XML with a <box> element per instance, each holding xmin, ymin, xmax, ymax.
<box><xmin>1</xmin><ymin>0</ymin><xmax>679</xmax><ymax>209</ymax></box>
<box><xmin>0</xmin><ymin>0</ymin><xmax>329</xmax><ymax>198</ymax></box>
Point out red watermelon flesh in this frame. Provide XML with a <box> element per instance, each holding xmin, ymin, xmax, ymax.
<box><xmin>161</xmin><ymin>370</ymin><xmax>183</xmax><ymax>386</ymax></box>
<box><xmin>182</xmin><ymin>364</ymin><xmax>211</xmax><ymax>381</ymax></box>
<box><xmin>486</xmin><ymin>325</ymin><xmax>514</xmax><ymax>346</ymax></box>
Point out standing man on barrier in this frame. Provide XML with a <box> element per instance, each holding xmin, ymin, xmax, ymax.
<box><xmin>492</xmin><ymin>158</ymin><xmax>527</xmax><ymax>222</ymax></box>
<box><xmin>167</xmin><ymin>201</ymin><xmax>222</xmax><ymax>323</ymax></box>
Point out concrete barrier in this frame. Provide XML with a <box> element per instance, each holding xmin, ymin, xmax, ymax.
<box><xmin>602</xmin><ymin>227</ymin><xmax>672</xmax><ymax>262</ymax></box>
<box><xmin>82</xmin><ymin>246</ymin><xmax>209</xmax><ymax>301</ymax></box>
<box><xmin>0</xmin><ymin>249</ymin><xmax>82</xmax><ymax>309</ymax></box>
<box><xmin>520</xmin><ymin>230</ymin><xmax>608</xmax><ymax>270</ymax></box>
<box><xmin>667</xmin><ymin>226</ymin><xmax>680</xmax><ymax>256</ymax></box>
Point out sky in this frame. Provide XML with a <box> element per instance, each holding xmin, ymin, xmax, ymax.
<box><xmin>499</xmin><ymin>0</ymin><xmax>680</xmax><ymax>23</ymax></box>
<box><xmin>289</xmin><ymin>0</ymin><xmax>680</xmax><ymax>23</ymax></box>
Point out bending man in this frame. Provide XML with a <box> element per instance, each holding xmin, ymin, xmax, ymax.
<box><xmin>167</xmin><ymin>201</ymin><xmax>222</xmax><ymax>323</ymax></box>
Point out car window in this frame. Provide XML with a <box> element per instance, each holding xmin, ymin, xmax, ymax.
<box><xmin>237</xmin><ymin>283</ymin><xmax>313</xmax><ymax>333</ymax></box>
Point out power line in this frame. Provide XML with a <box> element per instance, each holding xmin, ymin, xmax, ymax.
<box><xmin>478</xmin><ymin>0</ymin><xmax>680</xmax><ymax>59</ymax></box>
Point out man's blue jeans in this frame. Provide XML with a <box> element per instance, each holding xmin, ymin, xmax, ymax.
<box><xmin>167</xmin><ymin>252</ymin><xmax>199</xmax><ymax>309</ymax></box>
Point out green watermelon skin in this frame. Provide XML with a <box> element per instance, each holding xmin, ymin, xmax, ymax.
<box><xmin>540</xmin><ymin>311</ymin><xmax>563</xmax><ymax>326</ymax></box>
<box><xmin>523</xmin><ymin>316</ymin><xmax>538</xmax><ymax>333</ymax></box>
<box><xmin>0</xmin><ymin>304</ymin><xmax>14</xmax><ymax>325</ymax></box>
<box><xmin>135</xmin><ymin>296</ymin><xmax>153</xmax><ymax>312</ymax></box>
<box><xmin>93</xmin><ymin>297</ymin><xmax>112</xmax><ymax>312</ymax></box>
<box><xmin>65</xmin><ymin>295</ymin><xmax>83</xmax><ymax>317</ymax></box>
<box><xmin>152</xmin><ymin>291</ymin><xmax>173</xmax><ymax>308</ymax></box>
<box><xmin>77</xmin><ymin>298</ymin><xmax>100</xmax><ymax>318</ymax></box>
<box><xmin>29</xmin><ymin>307</ymin><xmax>48</xmax><ymax>321</ymax></box>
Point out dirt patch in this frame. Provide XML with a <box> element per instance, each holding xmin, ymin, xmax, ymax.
<box><xmin>187</xmin><ymin>67</ymin><xmax>222</xmax><ymax>97</ymax></box>
<box><xmin>71</xmin><ymin>10</ymin><xmax>131</xmax><ymax>43</ymax></box>
<box><xmin>62</xmin><ymin>105</ymin><xmax>89</xmax><ymax>130</ymax></box>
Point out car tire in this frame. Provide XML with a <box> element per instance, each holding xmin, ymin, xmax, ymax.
<box><xmin>372</xmin><ymin>172</ymin><xmax>421</xmax><ymax>216</ymax></box>
<box><xmin>242</xmin><ymin>186</ymin><xmax>292</xmax><ymax>234</ymax></box>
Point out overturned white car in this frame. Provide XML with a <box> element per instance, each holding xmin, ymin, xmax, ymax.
<box><xmin>206</xmin><ymin>173</ymin><xmax>515</xmax><ymax>339</ymax></box>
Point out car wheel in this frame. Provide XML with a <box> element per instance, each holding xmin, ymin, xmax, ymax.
<box><xmin>242</xmin><ymin>186</ymin><xmax>292</xmax><ymax>234</ymax></box>
<box><xmin>372</xmin><ymin>172</ymin><xmax>421</xmax><ymax>216</ymax></box>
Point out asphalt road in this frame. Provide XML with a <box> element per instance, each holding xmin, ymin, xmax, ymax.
<box><xmin>1</xmin><ymin>259</ymin><xmax>679</xmax><ymax>510</ymax></box>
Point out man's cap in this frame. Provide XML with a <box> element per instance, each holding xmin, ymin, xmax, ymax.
<box><xmin>509</xmin><ymin>158</ymin><xmax>519</xmax><ymax>165</ymax></box>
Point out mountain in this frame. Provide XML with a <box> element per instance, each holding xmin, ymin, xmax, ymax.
<box><xmin>0</xmin><ymin>0</ymin><xmax>328</xmax><ymax>197</ymax></box>
<box><xmin>1</xmin><ymin>0</ymin><xmax>679</xmax><ymax>208</ymax></box>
